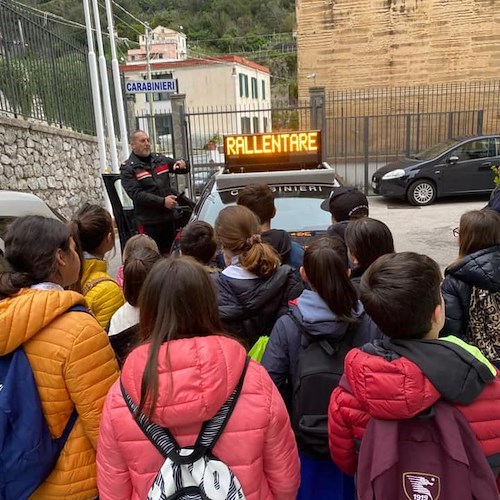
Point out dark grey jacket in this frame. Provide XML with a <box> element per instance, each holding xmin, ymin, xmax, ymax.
<box><xmin>120</xmin><ymin>152</ymin><xmax>189</xmax><ymax>225</ymax></box>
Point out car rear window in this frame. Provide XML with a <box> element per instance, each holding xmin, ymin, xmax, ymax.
<box><xmin>197</xmin><ymin>184</ymin><xmax>333</xmax><ymax>232</ymax></box>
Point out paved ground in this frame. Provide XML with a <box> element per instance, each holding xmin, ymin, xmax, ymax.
<box><xmin>368</xmin><ymin>194</ymin><xmax>490</xmax><ymax>271</ymax></box>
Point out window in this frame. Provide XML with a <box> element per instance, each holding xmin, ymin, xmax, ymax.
<box><xmin>493</xmin><ymin>138</ymin><xmax>500</xmax><ymax>156</ymax></box>
<box><xmin>239</xmin><ymin>74</ymin><xmax>249</xmax><ymax>98</ymax></box>
<box><xmin>239</xmin><ymin>74</ymin><xmax>244</xmax><ymax>98</ymax></box>
<box><xmin>263</xmin><ymin>117</ymin><xmax>268</xmax><ymax>132</ymax></box>
<box><xmin>450</xmin><ymin>139</ymin><xmax>491</xmax><ymax>162</ymax></box>
<box><xmin>252</xmin><ymin>116</ymin><xmax>259</xmax><ymax>133</ymax></box>
<box><xmin>241</xmin><ymin>117</ymin><xmax>251</xmax><ymax>133</ymax></box>
<box><xmin>152</xmin><ymin>73</ymin><xmax>175</xmax><ymax>102</ymax></box>
<box><xmin>251</xmin><ymin>77</ymin><xmax>258</xmax><ymax>99</ymax></box>
<box><xmin>261</xmin><ymin>80</ymin><xmax>266</xmax><ymax>100</ymax></box>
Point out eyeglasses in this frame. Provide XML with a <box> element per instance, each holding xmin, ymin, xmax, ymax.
<box><xmin>452</xmin><ymin>227</ymin><xmax>459</xmax><ymax>238</ymax></box>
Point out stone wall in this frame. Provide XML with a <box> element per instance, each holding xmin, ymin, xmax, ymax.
<box><xmin>0</xmin><ymin>116</ymin><xmax>105</xmax><ymax>219</ymax></box>
<box><xmin>297</xmin><ymin>0</ymin><xmax>500</xmax><ymax>97</ymax></box>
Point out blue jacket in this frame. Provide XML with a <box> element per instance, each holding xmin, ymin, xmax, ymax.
<box><xmin>261</xmin><ymin>289</ymin><xmax>383</xmax><ymax>405</ymax></box>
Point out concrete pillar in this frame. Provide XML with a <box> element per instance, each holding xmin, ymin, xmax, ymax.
<box><xmin>170</xmin><ymin>93</ymin><xmax>190</xmax><ymax>194</ymax></box>
<box><xmin>309</xmin><ymin>86</ymin><xmax>327</xmax><ymax>161</ymax></box>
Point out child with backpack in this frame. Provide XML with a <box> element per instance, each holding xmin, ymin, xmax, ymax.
<box><xmin>261</xmin><ymin>236</ymin><xmax>382</xmax><ymax>500</ymax></box>
<box><xmin>107</xmin><ymin>246</ymin><xmax>161</xmax><ymax>367</ymax></box>
<box><xmin>96</xmin><ymin>257</ymin><xmax>300</xmax><ymax>499</ymax></box>
<box><xmin>0</xmin><ymin>216</ymin><xmax>119</xmax><ymax>499</ymax></box>
<box><xmin>441</xmin><ymin>209</ymin><xmax>500</xmax><ymax>366</ymax></box>
<box><xmin>344</xmin><ymin>217</ymin><xmax>394</xmax><ymax>285</ymax></box>
<box><xmin>70</xmin><ymin>204</ymin><xmax>125</xmax><ymax>328</ymax></box>
<box><xmin>212</xmin><ymin>205</ymin><xmax>303</xmax><ymax>350</ymax></box>
<box><xmin>328</xmin><ymin>252</ymin><xmax>500</xmax><ymax>497</ymax></box>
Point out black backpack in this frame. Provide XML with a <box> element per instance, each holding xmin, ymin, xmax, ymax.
<box><xmin>290</xmin><ymin>312</ymin><xmax>357</xmax><ymax>460</ymax></box>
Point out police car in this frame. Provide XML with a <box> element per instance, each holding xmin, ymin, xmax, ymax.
<box><xmin>0</xmin><ymin>191</ymin><xmax>65</xmax><ymax>252</ymax></box>
<box><xmin>191</xmin><ymin>130</ymin><xmax>342</xmax><ymax>248</ymax></box>
<box><xmin>104</xmin><ymin>130</ymin><xmax>342</xmax><ymax>250</ymax></box>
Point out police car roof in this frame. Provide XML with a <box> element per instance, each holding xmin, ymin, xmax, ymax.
<box><xmin>215</xmin><ymin>165</ymin><xmax>340</xmax><ymax>191</ymax></box>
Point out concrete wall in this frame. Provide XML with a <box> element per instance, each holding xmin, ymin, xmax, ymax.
<box><xmin>0</xmin><ymin>116</ymin><xmax>105</xmax><ymax>219</ymax></box>
<box><xmin>297</xmin><ymin>0</ymin><xmax>500</xmax><ymax>97</ymax></box>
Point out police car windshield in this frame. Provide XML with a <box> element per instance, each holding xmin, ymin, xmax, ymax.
<box><xmin>198</xmin><ymin>184</ymin><xmax>333</xmax><ymax>231</ymax></box>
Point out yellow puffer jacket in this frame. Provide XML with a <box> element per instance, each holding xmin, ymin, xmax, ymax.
<box><xmin>81</xmin><ymin>258</ymin><xmax>125</xmax><ymax>328</ymax></box>
<box><xmin>0</xmin><ymin>288</ymin><xmax>119</xmax><ymax>499</ymax></box>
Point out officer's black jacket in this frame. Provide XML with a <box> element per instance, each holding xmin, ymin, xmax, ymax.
<box><xmin>120</xmin><ymin>152</ymin><xmax>189</xmax><ymax>225</ymax></box>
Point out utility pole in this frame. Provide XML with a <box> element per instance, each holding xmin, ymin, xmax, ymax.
<box><xmin>91</xmin><ymin>0</ymin><xmax>119</xmax><ymax>172</ymax></box>
<box><xmin>82</xmin><ymin>0</ymin><xmax>107</xmax><ymax>173</ymax></box>
<box><xmin>145</xmin><ymin>22</ymin><xmax>157</xmax><ymax>150</ymax></box>
<box><xmin>104</xmin><ymin>0</ymin><xmax>129</xmax><ymax>160</ymax></box>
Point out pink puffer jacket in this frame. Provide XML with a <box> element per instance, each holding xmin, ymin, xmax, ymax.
<box><xmin>97</xmin><ymin>335</ymin><xmax>300</xmax><ymax>500</ymax></box>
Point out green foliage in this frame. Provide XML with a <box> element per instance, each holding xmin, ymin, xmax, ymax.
<box><xmin>492</xmin><ymin>165</ymin><xmax>500</xmax><ymax>187</ymax></box>
<box><xmin>0</xmin><ymin>54</ymin><xmax>95</xmax><ymax>133</ymax></box>
<box><xmin>0</xmin><ymin>57</ymin><xmax>34</xmax><ymax>117</ymax></box>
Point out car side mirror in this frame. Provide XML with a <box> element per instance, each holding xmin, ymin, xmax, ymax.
<box><xmin>448</xmin><ymin>156</ymin><xmax>459</xmax><ymax>164</ymax></box>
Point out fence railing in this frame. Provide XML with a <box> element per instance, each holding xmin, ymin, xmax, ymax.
<box><xmin>0</xmin><ymin>0</ymin><xmax>96</xmax><ymax>134</ymax></box>
<box><xmin>134</xmin><ymin>80</ymin><xmax>500</xmax><ymax>193</ymax></box>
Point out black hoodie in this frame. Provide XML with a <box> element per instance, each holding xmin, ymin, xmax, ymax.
<box><xmin>212</xmin><ymin>265</ymin><xmax>304</xmax><ymax>349</ymax></box>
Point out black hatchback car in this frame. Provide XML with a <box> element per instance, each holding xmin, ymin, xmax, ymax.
<box><xmin>372</xmin><ymin>135</ymin><xmax>500</xmax><ymax>205</ymax></box>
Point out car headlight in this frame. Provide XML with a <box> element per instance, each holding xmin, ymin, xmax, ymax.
<box><xmin>382</xmin><ymin>169</ymin><xmax>406</xmax><ymax>180</ymax></box>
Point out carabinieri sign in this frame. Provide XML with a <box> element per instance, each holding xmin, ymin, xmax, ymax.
<box><xmin>125</xmin><ymin>79</ymin><xmax>177</xmax><ymax>94</ymax></box>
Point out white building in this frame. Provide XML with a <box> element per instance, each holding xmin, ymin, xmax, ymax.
<box><xmin>121</xmin><ymin>53</ymin><xmax>272</xmax><ymax>147</ymax></box>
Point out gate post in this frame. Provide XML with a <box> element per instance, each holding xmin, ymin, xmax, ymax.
<box><xmin>125</xmin><ymin>94</ymin><xmax>136</xmax><ymax>141</ymax></box>
<box><xmin>309</xmin><ymin>87</ymin><xmax>327</xmax><ymax>161</ymax></box>
<box><xmin>171</xmin><ymin>93</ymin><xmax>190</xmax><ymax>194</ymax></box>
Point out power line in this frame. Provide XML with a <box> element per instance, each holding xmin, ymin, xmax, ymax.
<box><xmin>111</xmin><ymin>0</ymin><xmax>148</xmax><ymax>29</ymax></box>
<box><xmin>189</xmin><ymin>32</ymin><xmax>294</xmax><ymax>44</ymax></box>
<box><xmin>97</xmin><ymin>0</ymin><xmax>142</xmax><ymax>36</ymax></box>
<box><xmin>11</xmin><ymin>0</ymin><xmax>90</xmax><ymax>30</ymax></box>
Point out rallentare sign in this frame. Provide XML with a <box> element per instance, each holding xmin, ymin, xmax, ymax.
<box><xmin>224</xmin><ymin>131</ymin><xmax>322</xmax><ymax>168</ymax></box>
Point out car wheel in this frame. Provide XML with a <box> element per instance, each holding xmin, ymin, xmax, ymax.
<box><xmin>407</xmin><ymin>180</ymin><xmax>437</xmax><ymax>206</ymax></box>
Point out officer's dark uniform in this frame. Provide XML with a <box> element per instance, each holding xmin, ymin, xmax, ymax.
<box><xmin>120</xmin><ymin>151</ymin><xmax>189</xmax><ymax>253</ymax></box>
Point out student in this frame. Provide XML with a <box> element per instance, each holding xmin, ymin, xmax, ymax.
<box><xmin>0</xmin><ymin>216</ymin><xmax>119</xmax><ymax>499</ymax></box>
<box><xmin>96</xmin><ymin>257</ymin><xmax>301</xmax><ymax>499</ymax></box>
<box><xmin>116</xmin><ymin>234</ymin><xmax>159</xmax><ymax>288</ymax></box>
<box><xmin>179</xmin><ymin>220</ymin><xmax>218</xmax><ymax>270</ymax></box>
<box><xmin>237</xmin><ymin>184</ymin><xmax>304</xmax><ymax>269</ymax></box>
<box><xmin>344</xmin><ymin>217</ymin><xmax>395</xmax><ymax>285</ymax></box>
<box><xmin>107</xmin><ymin>247</ymin><xmax>161</xmax><ymax>366</ymax></box>
<box><xmin>71</xmin><ymin>204</ymin><xmax>125</xmax><ymax>328</ymax></box>
<box><xmin>321</xmin><ymin>186</ymin><xmax>369</xmax><ymax>241</ymax></box>
<box><xmin>328</xmin><ymin>252</ymin><xmax>500</xmax><ymax>485</ymax></box>
<box><xmin>212</xmin><ymin>205</ymin><xmax>304</xmax><ymax>349</ymax></box>
<box><xmin>441</xmin><ymin>209</ymin><xmax>500</xmax><ymax>365</ymax></box>
<box><xmin>262</xmin><ymin>237</ymin><xmax>382</xmax><ymax>500</ymax></box>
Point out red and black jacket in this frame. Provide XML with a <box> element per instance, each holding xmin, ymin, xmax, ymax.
<box><xmin>120</xmin><ymin>152</ymin><xmax>189</xmax><ymax>225</ymax></box>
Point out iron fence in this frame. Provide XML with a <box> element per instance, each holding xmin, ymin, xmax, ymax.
<box><xmin>0</xmin><ymin>0</ymin><xmax>96</xmax><ymax>134</ymax></box>
<box><xmin>324</xmin><ymin>82</ymin><xmax>500</xmax><ymax>188</ymax></box>
<box><xmin>134</xmin><ymin>80</ymin><xmax>500</xmax><ymax>194</ymax></box>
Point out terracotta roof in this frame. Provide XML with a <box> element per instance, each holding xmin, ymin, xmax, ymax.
<box><xmin>120</xmin><ymin>55</ymin><xmax>270</xmax><ymax>74</ymax></box>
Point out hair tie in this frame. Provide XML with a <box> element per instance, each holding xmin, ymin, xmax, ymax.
<box><xmin>245</xmin><ymin>234</ymin><xmax>262</xmax><ymax>250</ymax></box>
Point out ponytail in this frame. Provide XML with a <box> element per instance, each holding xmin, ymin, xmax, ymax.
<box><xmin>0</xmin><ymin>216</ymin><xmax>73</xmax><ymax>299</ymax></box>
<box><xmin>239</xmin><ymin>240</ymin><xmax>280</xmax><ymax>278</ymax></box>
<box><xmin>215</xmin><ymin>205</ymin><xmax>280</xmax><ymax>278</ymax></box>
<box><xmin>123</xmin><ymin>247</ymin><xmax>161</xmax><ymax>306</ymax></box>
<box><xmin>303</xmin><ymin>237</ymin><xmax>358</xmax><ymax>323</ymax></box>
